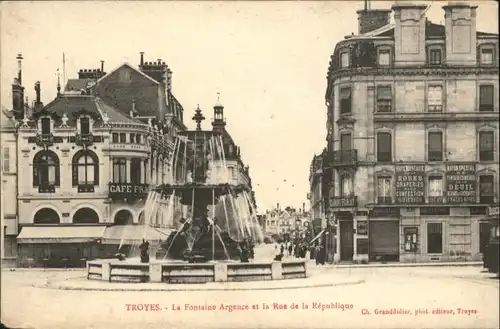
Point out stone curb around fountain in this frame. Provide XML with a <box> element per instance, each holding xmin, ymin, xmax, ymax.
<box><xmin>35</xmin><ymin>273</ymin><xmax>365</xmax><ymax>292</ymax></box>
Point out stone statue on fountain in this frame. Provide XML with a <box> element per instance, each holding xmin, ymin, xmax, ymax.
<box><xmin>139</xmin><ymin>239</ymin><xmax>150</xmax><ymax>263</ymax></box>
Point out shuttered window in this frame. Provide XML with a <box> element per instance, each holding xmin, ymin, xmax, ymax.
<box><xmin>377</xmin><ymin>86</ymin><xmax>392</xmax><ymax>113</ymax></box>
<box><xmin>479</xmin><ymin>85</ymin><xmax>494</xmax><ymax>112</ymax></box>
<box><xmin>428</xmin><ymin>132</ymin><xmax>443</xmax><ymax>161</ymax></box>
<box><xmin>479</xmin><ymin>131</ymin><xmax>494</xmax><ymax>161</ymax></box>
<box><xmin>427</xmin><ymin>223</ymin><xmax>443</xmax><ymax>254</ymax></box>
<box><xmin>377</xmin><ymin>132</ymin><xmax>392</xmax><ymax>162</ymax></box>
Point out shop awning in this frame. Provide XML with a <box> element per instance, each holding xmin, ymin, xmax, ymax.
<box><xmin>102</xmin><ymin>225</ymin><xmax>173</xmax><ymax>245</ymax></box>
<box><xmin>17</xmin><ymin>226</ymin><xmax>107</xmax><ymax>244</ymax></box>
<box><xmin>310</xmin><ymin>229</ymin><xmax>326</xmax><ymax>244</ymax></box>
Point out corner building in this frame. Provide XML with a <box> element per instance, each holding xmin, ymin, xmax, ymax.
<box><xmin>325</xmin><ymin>3</ymin><xmax>499</xmax><ymax>263</ymax></box>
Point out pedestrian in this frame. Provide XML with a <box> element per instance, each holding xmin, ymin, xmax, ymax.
<box><xmin>275</xmin><ymin>243</ymin><xmax>278</xmax><ymax>250</ymax></box>
<box><xmin>280</xmin><ymin>244</ymin><xmax>284</xmax><ymax>255</ymax></box>
<box><xmin>315</xmin><ymin>245</ymin><xmax>321</xmax><ymax>265</ymax></box>
<box><xmin>288</xmin><ymin>244</ymin><xmax>293</xmax><ymax>256</ymax></box>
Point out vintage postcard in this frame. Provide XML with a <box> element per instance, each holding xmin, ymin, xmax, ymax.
<box><xmin>1</xmin><ymin>1</ymin><xmax>499</xmax><ymax>328</ymax></box>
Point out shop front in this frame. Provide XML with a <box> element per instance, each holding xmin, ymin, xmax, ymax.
<box><xmin>16</xmin><ymin>225</ymin><xmax>107</xmax><ymax>267</ymax></box>
<box><xmin>368</xmin><ymin>207</ymin><xmax>400</xmax><ymax>262</ymax></box>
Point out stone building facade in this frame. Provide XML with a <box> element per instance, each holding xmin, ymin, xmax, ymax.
<box><xmin>324</xmin><ymin>3</ymin><xmax>499</xmax><ymax>263</ymax></box>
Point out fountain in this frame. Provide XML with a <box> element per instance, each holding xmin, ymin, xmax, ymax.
<box><xmin>87</xmin><ymin>105</ymin><xmax>307</xmax><ymax>284</ymax></box>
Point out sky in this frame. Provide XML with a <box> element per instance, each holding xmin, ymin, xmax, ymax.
<box><xmin>1</xmin><ymin>1</ymin><xmax>498</xmax><ymax>213</ymax></box>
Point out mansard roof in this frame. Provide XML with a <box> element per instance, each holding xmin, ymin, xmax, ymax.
<box><xmin>365</xmin><ymin>21</ymin><xmax>498</xmax><ymax>38</ymax></box>
<box><xmin>35</xmin><ymin>94</ymin><xmax>145</xmax><ymax>126</ymax></box>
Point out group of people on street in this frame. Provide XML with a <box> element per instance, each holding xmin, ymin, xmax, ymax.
<box><xmin>275</xmin><ymin>240</ymin><xmax>326</xmax><ymax>265</ymax></box>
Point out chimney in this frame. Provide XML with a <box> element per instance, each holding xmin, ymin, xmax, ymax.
<box><xmin>166</xmin><ymin>68</ymin><xmax>172</xmax><ymax>92</ymax></box>
<box><xmin>392</xmin><ymin>2</ymin><xmax>428</xmax><ymax>66</ymax></box>
<box><xmin>16</xmin><ymin>54</ymin><xmax>23</xmax><ymax>85</ymax></box>
<box><xmin>443</xmin><ymin>2</ymin><xmax>478</xmax><ymax>65</ymax></box>
<box><xmin>140</xmin><ymin>52</ymin><xmax>144</xmax><ymax>66</ymax></box>
<box><xmin>12</xmin><ymin>54</ymin><xmax>25</xmax><ymax>120</ymax></box>
<box><xmin>101</xmin><ymin>60</ymin><xmax>105</xmax><ymax>72</ymax></box>
<box><xmin>34</xmin><ymin>81</ymin><xmax>41</xmax><ymax>104</ymax></box>
<box><xmin>356</xmin><ymin>9</ymin><xmax>392</xmax><ymax>34</ymax></box>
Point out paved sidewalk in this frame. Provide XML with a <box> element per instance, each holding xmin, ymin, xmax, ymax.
<box><xmin>35</xmin><ymin>270</ymin><xmax>364</xmax><ymax>292</ymax></box>
<box><xmin>315</xmin><ymin>261</ymin><xmax>483</xmax><ymax>269</ymax></box>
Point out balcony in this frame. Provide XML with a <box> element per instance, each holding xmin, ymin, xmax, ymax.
<box><xmin>77</xmin><ymin>184</ymin><xmax>95</xmax><ymax>193</ymax></box>
<box><xmin>377</xmin><ymin>197</ymin><xmax>392</xmax><ymax>205</ymax></box>
<box><xmin>428</xmin><ymin>196</ymin><xmax>444</xmax><ymax>204</ymax></box>
<box><xmin>330</xmin><ymin>150</ymin><xmax>358</xmax><ymax>167</ymax></box>
<box><xmin>330</xmin><ymin>196</ymin><xmax>358</xmax><ymax>208</ymax></box>
<box><xmin>36</xmin><ymin>133</ymin><xmax>54</xmax><ymax>147</ymax></box>
<box><xmin>38</xmin><ymin>184</ymin><xmax>56</xmax><ymax>193</ymax></box>
<box><xmin>374</xmin><ymin>111</ymin><xmax>499</xmax><ymax>123</ymax></box>
<box><xmin>75</xmin><ymin>133</ymin><xmax>94</xmax><ymax>147</ymax></box>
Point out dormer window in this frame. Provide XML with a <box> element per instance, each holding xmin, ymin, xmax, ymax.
<box><xmin>480</xmin><ymin>48</ymin><xmax>494</xmax><ymax>65</ymax></box>
<box><xmin>40</xmin><ymin>117</ymin><xmax>51</xmax><ymax>134</ymax></box>
<box><xmin>80</xmin><ymin>117</ymin><xmax>90</xmax><ymax>134</ymax></box>
<box><xmin>429</xmin><ymin>48</ymin><xmax>442</xmax><ymax>65</ymax></box>
<box><xmin>340</xmin><ymin>52</ymin><xmax>350</xmax><ymax>68</ymax></box>
<box><xmin>378</xmin><ymin>49</ymin><xmax>391</xmax><ymax>66</ymax></box>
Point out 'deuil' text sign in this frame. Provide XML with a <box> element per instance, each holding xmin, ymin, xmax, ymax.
<box><xmin>446</xmin><ymin>164</ymin><xmax>476</xmax><ymax>204</ymax></box>
<box><xmin>395</xmin><ymin>165</ymin><xmax>425</xmax><ymax>204</ymax></box>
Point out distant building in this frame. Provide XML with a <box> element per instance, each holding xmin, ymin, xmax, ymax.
<box><xmin>322</xmin><ymin>3</ymin><xmax>499</xmax><ymax>263</ymax></box>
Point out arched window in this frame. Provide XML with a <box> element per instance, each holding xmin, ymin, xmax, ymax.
<box><xmin>33</xmin><ymin>151</ymin><xmax>60</xmax><ymax>187</ymax></box>
<box><xmin>33</xmin><ymin>208</ymin><xmax>60</xmax><ymax>224</ymax></box>
<box><xmin>114</xmin><ymin>209</ymin><xmax>134</xmax><ymax>225</ymax></box>
<box><xmin>72</xmin><ymin>150</ymin><xmax>99</xmax><ymax>186</ymax></box>
<box><xmin>73</xmin><ymin>207</ymin><xmax>99</xmax><ymax>224</ymax></box>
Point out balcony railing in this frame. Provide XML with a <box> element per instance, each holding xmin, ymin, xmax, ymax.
<box><xmin>377</xmin><ymin>197</ymin><xmax>392</xmax><ymax>205</ymax></box>
<box><xmin>428</xmin><ymin>196</ymin><xmax>444</xmax><ymax>204</ymax></box>
<box><xmin>77</xmin><ymin>184</ymin><xmax>95</xmax><ymax>193</ymax></box>
<box><xmin>331</xmin><ymin>150</ymin><xmax>358</xmax><ymax>167</ymax></box>
<box><xmin>75</xmin><ymin>133</ymin><xmax>94</xmax><ymax>147</ymax></box>
<box><xmin>330</xmin><ymin>196</ymin><xmax>358</xmax><ymax>208</ymax></box>
<box><xmin>36</xmin><ymin>133</ymin><xmax>54</xmax><ymax>147</ymax></box>
<box><xmin>38</xmin><ymin>184</ymin><xmax>56</xmax><ymax>193</ymax></box>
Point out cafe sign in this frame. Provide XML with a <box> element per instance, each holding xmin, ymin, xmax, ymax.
<box><xmin>395</xmin><ymin>165</ymin><xmax>425</xmax><ymax>204</ymax></box>
<box><xmin>109</xmin><ymin>183</ymin><xmax>149</xmax><ymax>199</ymax></box>
<box><xmin>446</xmin><ymin>164</ymin><xmax>476</xmax><ymax>204</ymax></box>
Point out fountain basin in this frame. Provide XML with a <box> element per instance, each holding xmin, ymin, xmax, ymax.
<box><xmin>87</xmin><ymin>259</ymin><xmax>307</xmax><ymax>284</ymax></box>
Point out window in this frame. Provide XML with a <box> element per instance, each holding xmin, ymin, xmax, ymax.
<box><xmin>339</xmin><ymin>87</ymin><xmax>352</xmax><ymax>114</ymax></box>
<box><xmin>119</xmin><ymin>133</ymin><xmax>126</xmax><ymax>143</ymax></box>
<box><xmin>428</xmin><ymin>86</ymin><xmax>443</xmax><ymax>112</ymax></box>
<box><xmin>479</xmin><ymin>85</ymin><xmax>494</xmax><ymax>112</ymax></box>
<box><xmin>340</xmin><ymin>52</ymin><xmax>350</xmax><ymax>68</ymax></box>
<box><xmin>40</xmin><ymin>118</ymin><xmax>51</xmax><ymax>134</ymax></box>
<box><xmin>428</xmin><ymin>132</ymin><xmax>443</xmax><ymax>162</ymax></box>
<box><xmin>427</xmin><ymin>223</ymin><xmax>443</xmax><ymax>254</ymax></box>
<box><xmin>112</xmin><ymin>133</ymin><xmax>119</xmax><ymax>143</ymax></box>
<box><xmin>2</xmin><ymin>147</ymin><xmax>9</xmax><ymax>173</ymax></box>
<box><xmin>340</xmin><ymin>177</ymin><xmax>352</xmax><ymax>197</ymax></box>
<box><xmin>376</xmin><ymin>86</ymin><xmax>392</xmax><ymax>112</ymax></box>
<box><xmin>480</xmin><ymin>48</ymin><xmax>494</xmax><ymax>65</ymax></box>
<box><xmin>378</xmin><ymin>50</ymin><xmax>390</xmax><ymax>66</ymax></box>
<box><xmin>479</xmin><ymin>175</ymin><xmax>494</xmax><ymax>204</ymax></box>
<box><xmin>130</xmin><ymin>158</ymin><xmax>142</xmax><ymax>184</ymax></box>
<box><xmin>376</xmin><ymin>132</ymin><xmax>392</xmax><ymax>162</ymax></box>
<box><xmin>340</xmin><ymin>133</ymin><xmax>351</xmax><ymax>151</ymax></box>
<box><xmin>377</xmin><ymin>177</ymin><xmax>392</xmax><ymax>204</ymax></box>
<box><xmin>113</xmin><ymin>158</ymin><xmax>127</xmax><ymax>183</ymax></box>
<box><xmin>429</xmin><ymin>49</ymin><xmax>442</xmax><ymax>65</ymax></box>
<box><xmin>136</xmin><ymin>134</ymin><xmax>142</xmax><ymax>144</ymax></box>
<box><xmin>479</xmin><ymin>131</ymin><xmax>494</xmax><ymax>161</ymax></box>
<box><xmin>80</xmin><ymin>117</ymin><xmax>90</xmax><ymax>134</ymax></box>
<box><xmin>72</xmin><ymin>151</ymin><xmax>99</xmax><ymax>186</ymax></box>
<box><xmin>33</xmin><ymin>151</ymin><xmax>60</xmax><ymax>187</ymax></box>
<box><xmin>428</xmin><ymin>176</ymin><xmax>443</xmax><ymax>204</ymax></box>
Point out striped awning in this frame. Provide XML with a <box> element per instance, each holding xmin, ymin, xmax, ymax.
<box><xmin>17</xmin><ymin>226</ymin><xmax>107</xmax><ymax>244</ymax></box>
<box><xmin>101</xmin><ymin>225</ymin><xmax>173</xmax><ymax>245</ymax></box>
